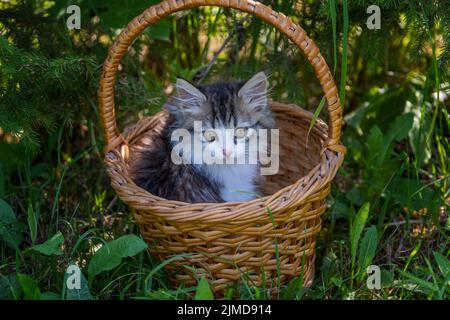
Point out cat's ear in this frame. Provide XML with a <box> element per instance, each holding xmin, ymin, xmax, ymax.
<box><xmin>238</xmin><ymin>71</ymin><xmax>268</xmax><ymax>113</ymax></box>
<box><xmin>176</xmin><ymin>78</ymin><xmax>206</xmax><ymax>103</ymax></box>
<box><xmin>166</xmin><ymin>78</ymin><xmax>206</xmax><ymax>114</ymax></box>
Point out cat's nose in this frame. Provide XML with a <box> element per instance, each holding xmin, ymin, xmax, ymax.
<box><xmin>222</xmin><ymin>148</ymin><xmax>232</xmax><ymax>158</ymax></box>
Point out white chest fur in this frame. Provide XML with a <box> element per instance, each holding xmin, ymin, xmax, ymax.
<box><xmin>204</xmin><ymin>164</ymin><xmax>259</xmax><ymax>202</ymax></box>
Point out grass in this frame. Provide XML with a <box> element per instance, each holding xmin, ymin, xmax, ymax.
<box><xmin>1</xmin><ymin>128</ymin><xmax>448</xmax><ymax>299</ymax></box>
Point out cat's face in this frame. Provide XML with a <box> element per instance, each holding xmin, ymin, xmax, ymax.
<box><xmin>194</xmin><ymin>122</ymin><xmax>257</xmax><ymax>165</ymax></box>
<box><xmin>166</xmin><ymin>72</ymin><xmax>275</xmax><ymax>165</ymax></box>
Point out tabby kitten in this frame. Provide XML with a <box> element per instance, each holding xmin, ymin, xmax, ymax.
<box><xmin>129</xmin><ymin>72</ymin><xmax>276</xmax><ymax>203</ymax></box>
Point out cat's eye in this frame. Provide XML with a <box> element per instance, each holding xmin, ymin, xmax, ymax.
<box><xmin>203</xmin><ymin>130</ymin><xmax>217</xmax><ymax>142</ymax></box>
<box><xmin>234</xmin><ymin>127</ymin><xmax>248</xmax><ymax>139</ymax></box>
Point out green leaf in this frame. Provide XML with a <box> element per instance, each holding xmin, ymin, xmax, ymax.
<box><xmin>331</xmin><ymin>197</ymin><xmax>351</xmax><ymax>220</ymax></box>
<box><xmin>95</xmin><ymin>0</ymin><xmax>161</xmax><ymax>29</ymax></box>
<box><xmin>88</xmin><ymin>234</ymin><xmax>148</xmax><ymax>281</ymax></box>
<box><xmin>380</xmin><ymin>269</ymin><xmax>394</xmax><ymax>288</ymax></box>
<box><xmin>0</xmin><ymin>164</ymin><xmax>5</xmax><ymax>198</ymax></box>
<box><xmin>330</xmin><ymin>277</ymin><xmax>343</xmax><ymax>287</ymax></box>
<box><xmin>397</xmin><ymin>269</ymin><xmax>438</xmax><ymax>293</ymax></box>
<box><xmin>30</xmin><ymin>162</ymin><xmax>49</xmax><ymax>180</ymax></box>
<box><xmin>194</xmin><ymin>277</ymin><xmax>214</xmax><ymax>300</ymax></box>
<box><xmin>0</xmin><ymin>199</ymin><xmax>22</xmax><ymax>249</ymax></box>
<box><xmin>0</xmin><ymin>274</ymin><xmax>19</xmax><ymax>299</ymax></box>
<box><xmin>366</xmin><ymin>126</ymin><xmax>384</xmax><ymax>165</ymax></box>
<box><xmin>0</xmin><ymin>199</ymin><xmax>16</xmax><ymax>225</ymax></box>
<box><xmin>145</xmin><ymin>19</ymin><xmax>172</xmax><ymax>42</ymax></box>
<box><xmin>27</xmin><ymin>203</ymin><xmax>38</xmax><ymax>244</ymax></box>
<box><xmin>358</xmin><ymin>225</ymin><xmax>378</xmax><ymax>277</ymax></box>
<box><xmin>350</xmin><ymin>202</ymin><xmax>370</xmax><ymax>267</ymax></box>
<box><xmin>375</xmin><ymin>114</ymin><xmax>414</xmax><ymax>165</ymax></box>
<box><xmin>387</xmin><ymin>113</ymin><xmax>414</xmax><ymax>141</ymax></box>
<box><xmin>344</xmin><ymin>86</ymin><xmax>407</xmax><ymax>135</ymax></box>
<box><xmin>27</xmin><ymin>231</ymin><xmax>64</xmax><ymax>256</ymax></box>
<box><xmin>433</xmin><ymin>251</ymin><xmax>450</xmax><ymax>277</ymax></box>
<box><xmin>17</xmin><ymin>274</ymin><xmax>41</xmax><ymax>300</ymax></box>
<box><xmin>65</xmin><ymin>269</ymin><xmax>93</xmax><ymax>300</ymax></box>
<box><xmin>392</xmin><ymin>178</ymin><xmax>436</xmax><ymax>211</ymax></box>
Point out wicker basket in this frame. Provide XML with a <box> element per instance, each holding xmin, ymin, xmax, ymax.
<box><xmin>98</xmin><ymin>0</ymin><xmax>345</xmax><ymax>295</ymax></box>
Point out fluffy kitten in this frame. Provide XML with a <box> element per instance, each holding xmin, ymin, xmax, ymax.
<box><xmin>129</xmin><ymin>72</ymin><xmax>276</xmax><ymax>203</ymax></box>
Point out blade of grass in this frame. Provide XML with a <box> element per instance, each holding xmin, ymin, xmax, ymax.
<box><xmin>308</xmin><ymin>0</ymin><xmax>337</xmax><ymax>135</ymax></box>
<box><xmin>329</xmin><ymin>0</ymin><xmax>338</xmax><ymax>74</ymax></box>
<box><xmin>340</xmin><ymin>0</ymin><xmax>349</xmax><ymax>108</ymax></box>
<box><xmin>144</xmin><ymin>253</ymin><xmax>197</xmax><ymax>292</ymax></box>
<box><xmin>399</xmin><ymin>240</ymin><xmax>422</xmax><ymax>299</ymax></box>
<box><xmin>308</xmin><ymin>96</ymin><xmax>326</xmax><ymax>136</ymax></box>
<box><xmin>421</xmin><ymin>3</ymin><xmax>441</xmax><ymax>144</ymax></box>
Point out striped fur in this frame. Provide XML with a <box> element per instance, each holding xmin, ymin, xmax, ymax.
<box><xmin>130</xmin><ymin>72</ymin><xmax>276</xmax><ymax>203</ymax></box>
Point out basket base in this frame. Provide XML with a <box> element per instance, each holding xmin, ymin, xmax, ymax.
<box><xmin>161</xmin><ymin>251</ymin><xmax>316</xmax><ymax>298</ymax></box>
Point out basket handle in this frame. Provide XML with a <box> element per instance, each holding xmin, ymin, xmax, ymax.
<box><xmin>98</xmin><ymin>0</ymin><xmax>344</xmax><ymax>154</ymax></box>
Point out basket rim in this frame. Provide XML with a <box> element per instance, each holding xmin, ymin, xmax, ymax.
<box><xmin>104</xmin><ymin>101</ymin><xmax>345</xmax><ymax>223</ymax></box>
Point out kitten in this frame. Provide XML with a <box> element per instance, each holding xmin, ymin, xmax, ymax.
<box><xmin>129</xmin><ymin>72</ymin><xmax>276</xmax><ymax>203</ymax></box>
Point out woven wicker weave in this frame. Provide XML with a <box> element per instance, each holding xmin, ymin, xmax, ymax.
<box><xmin>98</xmin><ymin>0</ymin><xmax>345</xmax><ymax>295</ymax></box>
